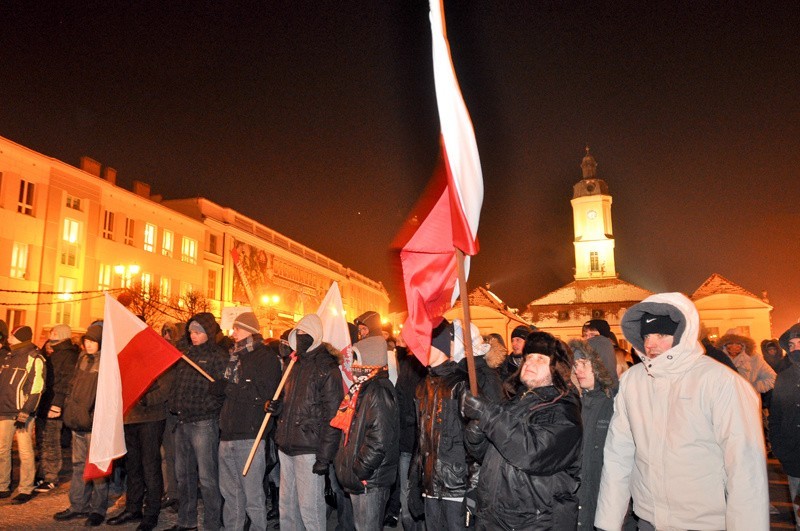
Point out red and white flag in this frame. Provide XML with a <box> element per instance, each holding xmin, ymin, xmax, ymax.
<box><xmin>85</xmin><ymin>293</ymin><xmax>182</xmax><ymax>479</ymax></box>
<box><xmin>397</xmin><ymin>0</ymin><xmax>484</xmax><ymax>365</ymax></box>
<box><xmin>316</xmin><ymin>281</ymin><xmax>354</xmax><ymax>390</ymax></box>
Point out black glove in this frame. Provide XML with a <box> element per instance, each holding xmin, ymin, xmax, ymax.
<box><xmin>14</xmin><ymin>411</ymin><xmax>29</xmax><ymax>429</ymax></box>
<box><xmin>459</xmin><ymin>389</ymin><xmax>485</xmax><ymax>421</ymax></box>
<box><xmin>209</xmin><ymin>379</ymin><xmax>227</xmax><ymax>396</ymax></box>
<box><xmin>312</xmin><ymin>459</ymin><xmax>329</xmax><ymax>475</ymax></box>
<box><xmin>264</xmin><ymin>398</ymin><xmax>283</xmax><ymax>415</ymax></box>
<box><xmin>465</xmin><ymin>419</ymin><xmax>484</xmax><ymax>445</ymax></box>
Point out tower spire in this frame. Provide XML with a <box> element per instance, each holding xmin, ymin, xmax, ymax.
<box><xmin>581</xmin><ymin>145</ymin><xmax>598</xmax><ymax>179</ymax></box>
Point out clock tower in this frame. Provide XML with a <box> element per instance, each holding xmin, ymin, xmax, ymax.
<box><xmin>571</xmin><ymin>147</ymin><xmax>617</xmax><ymax>280</ymax></box>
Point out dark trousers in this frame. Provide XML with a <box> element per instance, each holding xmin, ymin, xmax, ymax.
<box><xmin>124</xmin><ymin>419</ymin><xmax>166</xmax><ymax>518</ymax></box>
<box><xmin>36</xmin><ymin>417</ymin><xmax>63</xmax><ymax>482</ymax></box>
<box><xmin>424</xmin><ymin>497</ymin><xmax>466</xmax><ymax>530</ymax></box>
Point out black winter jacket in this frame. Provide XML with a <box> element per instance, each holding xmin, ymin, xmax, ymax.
<box><xmin>170</xmin><ymin>339</ymin><xmax>227</xmax><ymax>423</ymax></box>
<box><xmin>334</xmin><ymin>370</ymin><xmax>399</xmax><ymax>493</ymax></box>
<box><xmin>37</xmin><ymin>339</ymin><xmax>79</xmax><ymax>418</ymax></box>
<box><xmin>577</xmin><ymin>388</ymin><xmax>614</xmax><ymax>530</ymax></box>
<box><xmin>769</xmin><ymin>354</ymin><xmax>800</xmax><ymax>476</ymax></box>
<box><xmin>124</xmin><ymin>368</ymin><xmax>173</xmax><ymax>425</ymax></box>
<box><xmin>0</xmin><ymin>342</ymin><xmax>44</xmax><ymax>419</ymax></box>
<box><xmin>274</xmin><ymin>343</ymin><xmax>344</xmax><ymax>464</ymax></box>
<box><xmin>466</xmin><ymin>386</ymin><xmax>582</xmax><ymax>531</ymax></box>
<box><xmin>395</xmin><ymin>347</ymin><xmax>426</xmax><ymax>454</ymax></box>
<box><xmin>220</xmin><ymin>335</ymin><xmax>282</xmax><ymax>441</ymax></box>
<box><xmin>412</xmin><ymin>361</ymin><xmax>469</xmax><ymax>499</ymax></box>
<box><xmin>63</xmin><ymin>351</ymin><xmax>101</xmax><ymax>432</ymax></box>
<box><xmin>458</xmin><ymin>356</ymin><xmax>503</xmax><ymax>403</ymax></box>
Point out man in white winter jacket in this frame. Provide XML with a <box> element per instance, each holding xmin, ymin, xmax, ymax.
<box><xmin>595</xmin><ymin>293</ymin><xmax>769</xmax><ymax>531</ymax></box>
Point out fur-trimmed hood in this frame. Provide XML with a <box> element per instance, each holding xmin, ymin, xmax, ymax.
<box><xmin>716</xmin><ymin>334</ymin><xmax>757</xmax><ymax>357</ymax></box>
<box><xmin>569</xmin><ymin>338</ymin><xmax>615</xmax><ymax>396</ymax></box>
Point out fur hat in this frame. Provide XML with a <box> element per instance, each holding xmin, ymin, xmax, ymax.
<box><xmin>233</xmin><ymin>312</ymin><xmax>260</xmax><ymax>335</ymax></box>
<box><xmin>10</xmin><ymin>325</ymin><xmax>33</xmax><ymax>344</ymax></box>
<box><xmin>522</xmin><ymin>331</ymin><xmax>573</xmax><ymax>393</ymax></box>
<box><xmin>83</xmin><ymin>324</ymin><xmax>103</xmax><ymax>346</ymax></box>
<box><xmin>50</xmin><ymin>324</ymin><xmax>72</xmax><ymax>343</ymax></box>
<box><xmin>289</xmin><ymin>314</ymin><xmax>323</xmax><ymax>352</ymax></box>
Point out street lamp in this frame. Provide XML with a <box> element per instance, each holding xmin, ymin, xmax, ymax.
<box><xmin>114</xmin><ymin>263</ymin><xmax>141</xmax><ymax>288</ymax></box>
<box><xmin>261</xmin><ymin>294</ymin><xmax>280</xmax><ymax>338</ymax></box>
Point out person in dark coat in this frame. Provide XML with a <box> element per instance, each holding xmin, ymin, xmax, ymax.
<box><xmin>453</xmin><ymin>320</ymin><xmax>503</xmax><ymax>403</ymax></box>
<box><xmin>570</xmin><ymin>339</ymin><xmax>616</xmax><ymax>530</ymax></box>
<box><xmin>272</xmin><ymin>313</ymin><xmax>344</xmax><ymax>530</ymax></box>
<box><xmin>769</xmin><ymin>323</ymin><xmax>800</xmax><ymax>527</ymax></box>
<box><xmin>460</xmin><ymin>331</ymin><xmax>582</xmax><ymax>531</ymax></box>
<box><xmin>332</xmin><ymin>346</ymin><xmax>399</xmax><ymax>530</ymax></box>
<box><xmin>497</xmin><ymin>324</ymin><xmax>532</xmax><ymax>381</ymax></box>
<box><xmin>762</xmin><ymin>338</ymin><xmax>791</xmax><ymax>374</ymax></box>
<box><xmin>217</xmin><ymin>312</ymin><xmax>281</xmax><ymax>531</ymax></box>
<box><xmin>34</xmin><ymin>324</ymin><xmax>78</xmax><ymax>493</ymax></box>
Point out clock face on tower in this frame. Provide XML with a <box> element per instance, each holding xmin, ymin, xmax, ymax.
<box><xmin>587</xmin><ymin>210</ymin><xmax>597</xmax><ymax>220</ymax></box>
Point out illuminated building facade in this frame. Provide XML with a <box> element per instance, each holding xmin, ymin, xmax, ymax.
<box><xmin>0</xmin><ymin>135</ymin><xmax>389</xmax><ymax>341</ymax></box>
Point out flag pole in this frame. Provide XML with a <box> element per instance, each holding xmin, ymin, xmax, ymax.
<box><xmin>243</xmin><ymin>356</ymin><xmax>297</xmax><ymax>476</ymax></box>
<box><xmin>180</xmin><ymin>354</ymin><xmax>215</xmax><ymax>382</ymax></box>
<box><xmin>456</xmin><ymin>248</ymin><xmax>479</xmax><ymax>396</ymax></box>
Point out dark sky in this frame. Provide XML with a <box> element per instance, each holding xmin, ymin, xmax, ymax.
<box><xmin>2</xmin><ymin>1</ymin><xmax>798</xmax><ymax>333</ymax></box>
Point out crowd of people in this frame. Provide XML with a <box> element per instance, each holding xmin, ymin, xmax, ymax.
<box><xmin>0</xmin><ymin>291</ymin><xmax>798</xmax><ymax>530</ymax></box>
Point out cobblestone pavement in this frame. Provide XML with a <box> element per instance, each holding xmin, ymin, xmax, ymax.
<box><xmin>1</xmin><ymin>441</ymin><xmax>796</xmax><ymax>530</ymax></box>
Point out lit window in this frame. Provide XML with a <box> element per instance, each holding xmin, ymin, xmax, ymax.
<box><xmin>54</xmin><ymin>277</ymin><xmax>76</xmax><ymax>326</ymax></box>
<box><xmin>181</xmin><ymin>237</ymin><xmax>198</xmax><ymax>264</ymax></box>
<box><xmin>125</xmin><ymin>218</ymin><xmax>135</xmax><ymax>246</ymax></box>
<box><xmin>589</xmin><ymin>251</ymin><xmax>600</xmax><ymax>272</ymax></box>
<box><xmin>141</xmin><ymin>272</ymin><xmax>152</xmax><ymax>298</ymax></box>
<box><xmin>162</xmin><ymin>230</ymin><xmax>174</xmax><ymax>257</ymax></box>
<box><xmin>17</xmin><ymin>180</ymin><xmax>34</xmax><ymax>215</ymax></box>
<box><xmin>143</xmin><ymin>223</ymin><xmax>156</xmax><ymax>253</ymax></box>
<box><xmin>207</xmin><ymin>270</ymin><xmax>217</xmax><ymax>299</ymax></box>
<box><xmin>98</xmin><ymin>264</ymin><xmax>112</xmax><ymax>291</ymax></box>
<box><xmin>160</xmin><ymin>276</ymin><xmax>171</xmax><ymax>300</ymax></box>
<box><xmin>61</xmin><ymin>219</ymin><xmax>80</xmax><ymax>267</ymax></box>
<box><xmin>10</xmin><ymin>242</ymin><xmax>28</xmax><ymax>279</ymax></box>
<box><xmin>103</xmin><ymin>210</ymin><xmax>115</xmax><ymax>240</ymax></box>
<box><xmin>66</xmin><ymin>195</ymin><xmax>82</xmax><ymax>211</ymax></box>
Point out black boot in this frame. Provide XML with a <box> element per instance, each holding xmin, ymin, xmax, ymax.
<box><xmin>267</xmin><ymin>486</ymin><xmax>279</xmax><ymax>520</ymax></box>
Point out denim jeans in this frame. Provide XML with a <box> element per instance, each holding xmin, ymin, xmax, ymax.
<box><xmin>124</xmin><ymin>420</ymin><xmax>165</xmax><ymax>518</ymax></box>
<box><xmin>69</xmin><ymin>431</ymin><xmax>109</xmax><ymax>514</ymax></box>
<box><xmin>351</xmin><ymin>486</ymin><xmax>390</xmax><ymax>531</ymax></box>
<box><xmin>36</xmin><ymin>417</ymin><xmax>63</xmax><ymax>483</ymax></box>
<box><xmin>329</xmin><ymin>464</ymin><xmax>354</xmax><ymax>531</ymax></box>
<box><xmin>161</xmin><ymin>411</ymin><xmax>178</xmax><ymax>499</ymax></box>
<box><xmin>0</xmin><ymin>417</ymin><xmax>35</xmax><ymax>494</ymax></box>
<box><xmin>398</xmin><ymin>451</ymin><xmax>424</xmax><ymax>530</ymax></box>
<box><xmin>219</xmin><ymin>439</ymin><xmax>267</xmax><ymax>531</ymax></box>
<box><xmin>175</xmin><ymin>417</ymin><xmax>221</xmax><ymax>530</ymax></box>
<box><xmin>278</xmin><ymin>450</ymin><xmax>326</xmax><ymax>531</ymax></box>
<box><xmin>424</xmin><ymin>497</ymin><xmax>465</xmax><ymax>531</ymax></box>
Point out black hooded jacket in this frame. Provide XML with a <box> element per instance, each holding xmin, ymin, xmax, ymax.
<box><xmin>333</xmin><ymin>370</ymin><xmax>399</xmax><ymax>493</ymax></box>
<box><xmin>37</xmin><ymin>339</ymin><xmax>80</xmax><ymax>418</ymax></box>
<box><xmin>769</xmin><ymin>324</ymin><xmax>800</xmax><ymax>476</ymax></box>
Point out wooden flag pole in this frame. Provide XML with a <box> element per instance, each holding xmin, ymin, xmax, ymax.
<box><xmin>456</xmin><ymin>248</ymin><xmax>479</xmax><ymax>396</ymax></box>
<box><xmin>181</xmin><ymin>354</ymin><xmax>215</xmax><ymax>382</ymax></box>
<box><xmin>243</xmin><ymin>357</ymin><xmax>297</xmax><ymax>476</ymax></box>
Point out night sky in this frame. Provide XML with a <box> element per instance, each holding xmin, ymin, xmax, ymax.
<box><xmin>2</xmin><ymin>2</ymin><xmax>798</xmax><ymax>333</ymax></box>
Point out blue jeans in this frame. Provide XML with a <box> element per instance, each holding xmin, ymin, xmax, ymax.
<box><xmin>68</xmin><ymin>431</ymin><xmax>109</xmax><ymax>515</ymax></box>
<box><xmin>219</xmin><ymin>439</ymin><xmax>267</xmax><ymax>531</ymax></box>
<box><xmin>175</xmin><ymin>417</ymin><xmax>221</xmax><ymax>530</ymax></box>
<box><xmin>329</xmin><ymin>465</ymin><xmax>354</xmax><ymax>531</ymax></box>
<box><xmin>351</xmin><ymin>486</ymin><xmax>390</xmax><ymax>531</ymax></box>
<box><xmin>424</xmin><ymin>497</ymin><xmax>464</xmax><ymax>531</ymax></box>
<box><xmin>278</xmin><ymin>450</ymin><xmax>326</xmax><ymax>531</ymax></box>
<box><xmin>0</xmin><ymin>417</ymin><xmax>35</xmax><ymax>494</ymax></box>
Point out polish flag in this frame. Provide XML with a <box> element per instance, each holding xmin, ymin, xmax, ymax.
<box><xmin>316</xmin><ymin>282</ymin><xmax>354</xmax><ymax>390</ymax></box>
<box><xmin>396</xmin><ymin>0</ymin><xmax>483</xmax><ymax>365</ymax></box>
<box><xmin>85</xmin><ymin>293</ymin><xmax>182</xmax><ymax>479</ymax></box>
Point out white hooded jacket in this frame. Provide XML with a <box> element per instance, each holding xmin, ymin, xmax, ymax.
<box><xmin>594</xmin><ymin>293</ymin><xmax>769</xmax><ymax>531</ymax></box>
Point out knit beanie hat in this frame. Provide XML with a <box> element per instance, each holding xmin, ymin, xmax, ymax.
<box><xmin>583</xmin><ymin>319</ymin><xmax>612</xmax><ymax>338</ymax></box>
<box><xmin>289</xmin><ymin>314</ymin><xmax>323</xmax><ymax>352</ymax></box>
<box><xmin>640</xmin><ymin>312</ymin><xmax>679</xmax><ymax>338</ymax></box>
<box><xmin>50</xmin><ymin>324</ymin><xmax>72</xmax><ymax>343</ymax></box>
<box><xmin>10</xmin><ymin>325</ymin><xmax>33</xmax><ymax>344</ymax></box>
<box><xmin>430</xmin><ymin>319</ymin><xmax>453</xmax><ymax>357</ymax></box>
<box><xmin>84</xmin><ymin>324</ymin><xmax>103</xmax><ymax>346</ymax></box>
<box><xmin>233</xmin><ymin>312</ymin><xmax>260</xmax><ymax>335</ymax></box>
<box><xmin>511</xmin><ymin>325</ymin><xmax>532</xmax><ymax>341</ymax></box>
<box><xmin>188</xmin><ymin>321</ymin><xmax>206</xmax><ymax>335</ymax></box>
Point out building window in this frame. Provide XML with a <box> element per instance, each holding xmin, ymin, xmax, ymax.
<box><xmin>54</xmin><ymin>277</ymin><xmax>76</xmax><ymax>326</ymax></box>
<box><xmin>143</xmin><ymin>223</ymin><xmax>157</xmax><ymax>253</ymax></box>
<box><xmin>10</xmin><ymin>242</ymin><xmax>29</xmax><ymax>279</ymax></box>
<box><xmin>557</xmin><ymin>310</ymin><xmax>570</xmax><ymax>321</ymax></box>
<box><xmin>160</xmin><ymin>276</ymin><xmax>171</xmax><ymax>300</ymax></box>
<box><xmin>102</xmin><ymin>210</ymin><xmax>115</xmax><ymax>240</ymax></box>
<box><xmin>66</xmin><ymin>195</ymin><xmax>82</xmax><ymax>211</ymax></box>
<box><xmin>17</xmin><ymin>180</ymin><xmax>34</xmax><ymax>215</ymax></box>
<box><xmin>181</xmin><ymin>237</ymin><xmax>198</xmax><ymax>264</ymax></box>
<box><xmin>591</xmin><ymin>309</ymin><xmax>606</xmax><ymax>319</ymax></box>
<box><xmin>589</xmin><ymin>251</ymin><xmax>600</xmax><ymax>272</ymax></box>
<box><xmin>162</xmin><ymin>230</ymin><xmax>174</xmax><ymax>257</ymax></box>
<box><xmin>6</xmin><ymin>309</ymin><xmax>24</xmax><ymax>330</ymax></box>
<box><xmin>98</xmin><ymin>264</ymin><xmax>112</xmax><ymax>291</ymax></box>
<box><xmin>141</xmin><ymin>272</ymin><xmax>152</xmax><ymax>298</ymax></box>
<box><xmin>207</xmin><ymin>270</ymin><xmax>217</xmax><ymax>299</ymax></box>
<box><xmin>208</xmin><ymin>234</ymin><xmax>218</xmax><ymax>254</ymax></box>
<box><xmin>124</xmin><ymin>218</ymin><xmax>135</xmax><ymax>246</ymax></box>
<box><xmin>61</xmin><ymin>218</ymin><xmax>80</xmax><ymax>267</ymax></box>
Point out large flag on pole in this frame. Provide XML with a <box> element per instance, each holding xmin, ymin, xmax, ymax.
<box><xmin>85</xmin><ymin>293</ymin><xmax>183</xmax><ymax>479</ymax></box>
<box><xmin>396</xmin><ymin>0</ymin><xmax>484</xmax><ymax>365</ymax></box>
<box><xmin>316</xmin><ymin>281</ymin><xmax>354</xmax><ymax>390</ymax></box>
